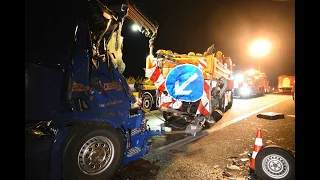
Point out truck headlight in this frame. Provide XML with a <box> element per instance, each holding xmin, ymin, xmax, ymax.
<box><xmin>240</xmin><ymin>87</ymin><xmax>250</xmax><ymax>95</ymax></box>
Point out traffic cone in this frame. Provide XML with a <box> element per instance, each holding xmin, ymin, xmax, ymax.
<box><xmin>249</xmin><ymin>129</ymin><xmax>263</xmax><ymax>170</ymax></box>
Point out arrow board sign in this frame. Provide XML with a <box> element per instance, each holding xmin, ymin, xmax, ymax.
<box><xmin>165</xmin><ymin>64</ymin><xmax>204</xmax><ymax>102</ymax></box>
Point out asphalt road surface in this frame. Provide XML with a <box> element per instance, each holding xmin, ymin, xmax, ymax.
<box><xmin>112</xmin><ymin>94</ymin><xmax>295</xmax><ymax>180</ymax></box>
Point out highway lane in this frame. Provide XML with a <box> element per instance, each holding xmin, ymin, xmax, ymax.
<box><xmin>112</xmin><ymin>94</ymin><xmax>295</xmax><ymax>180</ymax></box>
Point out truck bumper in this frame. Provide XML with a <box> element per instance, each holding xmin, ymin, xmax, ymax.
<box><xmin>25</xmin><ymin>137</ymin><xmax>55</xmax><ymax>180</ymax></box>
<box><xmin>123</xmin><ymin>109</ymin><xmax>164</xmax><ymax>164</ymax></box>
<box><xmin>25</xmin><ymin>120</ymin><xmax>69</xmax><ymax>180</ymax></box>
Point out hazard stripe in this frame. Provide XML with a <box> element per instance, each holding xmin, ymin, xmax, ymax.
<box><xmin>161</xmin><ymin>102</ymin><xmax>172</xmax><ymax>107</ymax></box>
<box><xmin>204</xmin><ymin>81</ymin><xmax>210</xmax><ymax>98</ymax></box>
<box><xmin>197</xmin><ymin>95</ymin><xmax>209</xmax><ymax>115</ymax></box>
<box><xmin>196</xmin><ymin>80</ymin><xmax>211</xmax><ymax>115</ymax></box>
<box><xmin>198</xmin><ymin>59</ymin><xmax>207</xmax><ymax>69</ymax></box>
<box><xmin>156</xmin><ymin>81</ymin><xmax>165</xmax><ymax>95</ymax></box>
<box><xmin>254</xmin><ymin>138</ymin><xmax>263</xmax><ymax>146</ymax></box>
<box><xmin>172</xmin><ymin>100</ymin><xmax>182</xmax><ymax>109</ymax></box>
<box><xmin>150</xmin><ymin>67</ymin><xmax>161</xmax><ymax>82</ymax></box>
<box><xmin>253</xmin><ymin>145</ymin><xmax>263</xmax><ymax>152</ymax></box>
<box><xmin>198</xmin><ymin>104</ymin><xmax>209</xmax><ymax>115</ymax></box>
<box><xmin>251</xmin><ymin>151</ymin><xmax>258</xmax><ymax>159</ymax></box>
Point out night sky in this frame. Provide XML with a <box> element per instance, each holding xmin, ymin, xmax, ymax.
<box><xmin>121</xmin><ymin>0</ymin><xmax>295</xmax><ymax>87</ymax></box>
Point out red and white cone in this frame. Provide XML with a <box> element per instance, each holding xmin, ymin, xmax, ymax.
<box><xmin>249</xmin><ymin>129</ymin><xmax>263</xmax><ymax>170</ymax></box>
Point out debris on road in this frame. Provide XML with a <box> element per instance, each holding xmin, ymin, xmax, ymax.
<box><xmin>232</xmin><ymin>161</ymin><xmax>242</xmax><ymax>166</ymax></box>
<box><xmin>227</xmin><ymin>165</ymin><xmax>241</xmax><ymax>170</ymax></box>
<box><xmin>257</xmin><ymin>112</ymin><xmax>285</xmax><ymax>120</ymax></box>
<box><xmin>240</xmin><ymin>158</ymin><xmax>250</xmax><ymax>162</ymax></box>
<box><xmin>222</xmin><ymin>171</ymin><xmax>233</xmax><ymax>177</ymax></box>
<box><xmin>239</xmin><ymin>151</ymin><xmax>249</xmax><ymax>156</ymax></box>
<box><xmin>266</xmin><ymin>139</ymin><xmax>275</xmax><ymax>144</ymax></box>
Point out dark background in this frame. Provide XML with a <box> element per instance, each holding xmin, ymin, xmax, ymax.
<box><xmin>122</xmin><ymin>0</ymin><xmax>295</xmax><ymax>87</ymax></box>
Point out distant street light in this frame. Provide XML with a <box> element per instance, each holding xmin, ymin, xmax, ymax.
<box><xmin>250</xmin><ymin>40</ymin><xmax>271</xmax><ymax>72</ymax></box>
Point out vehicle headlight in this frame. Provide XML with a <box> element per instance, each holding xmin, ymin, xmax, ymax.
<box><xmin>240</xmin><ymin>87</ymin><xmax>250</xmax><ymax>95</ymax></box>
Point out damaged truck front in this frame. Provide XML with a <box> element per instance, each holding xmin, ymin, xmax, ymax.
<box><xmin>25</xmin><ymin>0</ymin><xmax>163</xmax><ymax>180</ymax></box>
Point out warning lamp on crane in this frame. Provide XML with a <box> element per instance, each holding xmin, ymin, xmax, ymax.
<box><xmin>131</xmin><ymin>24</ymin><xmax>141</xmax><ymax>32</ymax></box>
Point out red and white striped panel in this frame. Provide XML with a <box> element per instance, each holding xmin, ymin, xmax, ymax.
<box><xmin>198</xmin><ymin>58</ymin><xmax>207</xmax><ymax>70</ymax></box>
<box><xmin>145</xmin><ymin>55</ymin><xmax>182</xmax><ymax>109</ymax></box>
<box><xmin>160</xmin><ymin>93</ymin><xmax>182</xmax><ymax>108</ymax></box>
<box><xmin>196</xmin><ymin>59</ymin><xmax>211</xmax><ymax>115</ymax></box>
<box><xmin>145</xmin><ymin>55</ymin><xmax>165</xmax><ymax>95</ymax></box>
<box><xmin>196</xmin><ymin>80</ymin><xmax>210</xmax><ymax>115</ymax></box>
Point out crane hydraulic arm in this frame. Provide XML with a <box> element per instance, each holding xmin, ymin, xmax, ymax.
<box><xmin>126</xmin><ymin>2</ymin><xmax>158</xmax><ymax>54</ymax></box>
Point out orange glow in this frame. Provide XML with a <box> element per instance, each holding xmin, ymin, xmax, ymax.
<box><xmin>250</xmin><ymin>40</ymin><xmax>271</xmax><ymax>57</ymax></box>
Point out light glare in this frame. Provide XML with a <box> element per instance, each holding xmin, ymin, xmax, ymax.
<box><xmin>250</xmin><ymin>40</ymin><xmax>271</xmax><ymax>57</ymax></box>
<box><xmin>131</xmin><ymin>24</ymin><xmax>141</xmax><ymax>32</ymax></box>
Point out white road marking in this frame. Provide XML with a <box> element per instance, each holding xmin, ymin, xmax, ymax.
<box><xmin>206</xmin><ymin>97</ymin><xmax>291</xmax><ymax>134</ymax></box>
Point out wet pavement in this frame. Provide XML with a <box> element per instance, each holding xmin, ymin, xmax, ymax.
<box><xmin>112</xmin><ymin>94</ymin><xmax>295</xmax><ymax>180</ymax></box>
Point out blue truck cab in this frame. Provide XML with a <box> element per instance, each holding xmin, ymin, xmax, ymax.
<box><xmin>25</xmin><ymin>0</ymin><xmax>163</xmax><ymax>179</ymax></box>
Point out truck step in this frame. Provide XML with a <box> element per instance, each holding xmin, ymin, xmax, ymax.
<box><xmin>127</xmin><ymin>147</ymin><xmax>142</xmax><ymax>157</ymax></box>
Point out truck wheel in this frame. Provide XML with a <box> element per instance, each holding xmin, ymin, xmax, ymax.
<box><xmin>225</xmin><ymin>91</ymin><xmax>233</xmax><ymax>111</ymax></box>
<box><xmin>255</xmin><ymin>146</ymin><xmax>295</xmax><ymax>180</ymax></box>
<box><xmin>141</xmin><ymin>93</ymin><xmax>153</xmax><ymax>112</ymax></box>
<box><xmin>204</xmin><ymin>109</ymin><xmax>223</xmax><ymax>128</ymax></box>
<box><xmin>156</xmin><ymin>96</ymin><xmax>160</xmax><ymax>108</ymax></box>
<box><xmin>163</xmin><ymin>111</ymin><xmax>173</xmax><ymax>121</ymax></box>
<box><xmin>62</xmin><ymin>123</ymin><xmax>124</xmax><ymax>180</ymax></box>
<box><xmin>219</xmin><ymin>94</ymin><xmax>227</xmax><ymax>113</ymax></box>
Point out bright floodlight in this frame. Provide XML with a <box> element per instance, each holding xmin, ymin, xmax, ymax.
<box><xmin>248</xmin><ymin>69</ymin><xmax>255</xmax><ymax>75</ymax></box>
<box><xmin>250</xmin><ymin>40</ymin><xmax>271</xmax><ymax>57</ymax></box>
<box><xmin>235</xmin><ymin>74</ymin><xmax>244</xmax><ymax>82</ymax></box>
<box><xmin>131</xmin><ymin>24</ymin><xmax>141</xmax><ymax>32</ymax></box>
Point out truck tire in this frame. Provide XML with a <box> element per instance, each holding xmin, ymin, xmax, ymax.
<box><xmin>62</xmin><ymin>123</ymin><xmax>124</xmax><ymax>180</ymax></box>
<box><xmin>255</xmin><ymin>146</ymin><xmax>295</xmax><ymax>180</ymax></box>
<box><xmin>225</xmin><ymin>91</ymin><xmax>233</xmax><ymax>111</ymax></box>
<box><xmin>141</xmin><ymin>93</ymin><xmax>153</xmax><ymax>112</ymax></box>
<box><xmin>162</xmin><ymin>111</ymin><xmax>174</xmax><ymax>121</ymax></box>
<box><xmin>219</xmin><ymin>93</ymin><xmax>227</xmax><ymax>113</ymax></box>
<box><xmin>204</xmin><ymin>109</ymin><xmax>223</xmax><ymax>129</ymax></box>
<box><xmin>156</xmin><ymin>96</ymin><xmax>160</xmax><ymax>108</ymax></box>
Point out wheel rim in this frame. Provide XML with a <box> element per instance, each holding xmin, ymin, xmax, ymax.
<box><xmin>78</xmin><ymin>136</ymin><xmax>114</xmax><ymax>175</ymax></box>
<box><xmin>143</xmin><ymin>97</ymin><xmax>152</xmax><ymax>110</ymax></box>
<box><xmin>261</xmin><ymin>153</ymin><xmax>290</xmax><ymax>179</ymax></box>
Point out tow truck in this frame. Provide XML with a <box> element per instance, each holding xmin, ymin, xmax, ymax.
<box><xmin>233</xmin><ymin>69</ymin><xmax>268</xmax><ymax>98</ymax></box>
<box><xmin>144</xmin><ymin>46</ymin><xmax>235</xmax><ymax>134</ymax></box>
